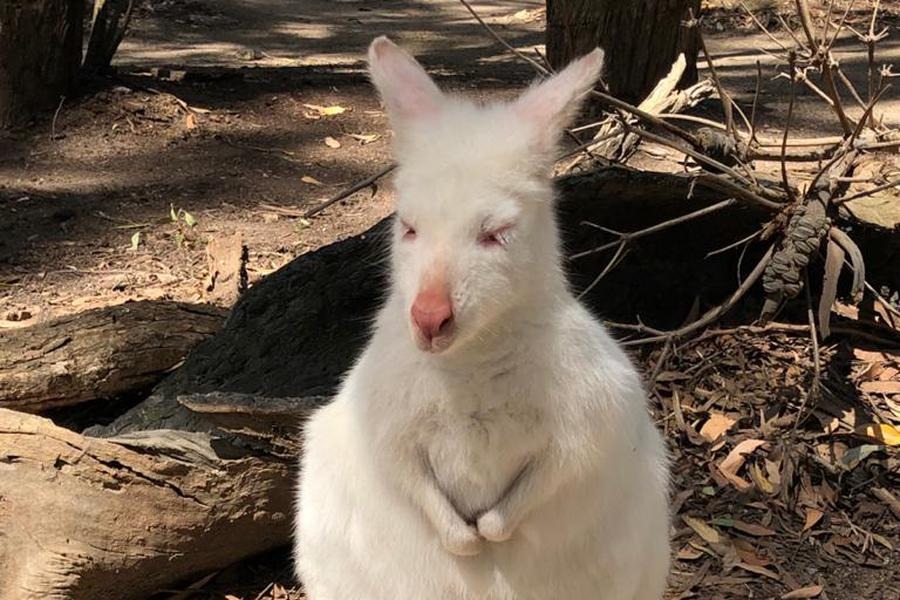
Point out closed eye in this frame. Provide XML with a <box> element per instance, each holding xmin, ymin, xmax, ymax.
<box><xmin>478</xmin><ymin>224</ymin><xmax>513</xmax><ymax>247</ymax></box>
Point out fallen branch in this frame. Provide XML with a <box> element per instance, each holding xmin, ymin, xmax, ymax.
<box><xmin>304</xmin><ymin>163</ymin><xmax>396</xmax><ymax>218</ymax></box>
<box><xmin>0</xmin><ymin>301</ymin><xmax>225</xmax><ymax>413</ymax></box>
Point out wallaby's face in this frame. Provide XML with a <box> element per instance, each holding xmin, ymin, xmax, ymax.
<box><xmin>368</xmin><ymin>37</ymin><xmax>604</xmax><ymax>354</ymax></box>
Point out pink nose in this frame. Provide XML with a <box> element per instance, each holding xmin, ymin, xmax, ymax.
<box><xmin>411</xmin><ymin>290</ymin><xmax>454</xmax><ymax>342</ymax></box>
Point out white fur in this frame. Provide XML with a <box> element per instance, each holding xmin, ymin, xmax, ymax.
<box><xmin>294</xmin><ymin>37</ymin><xmax>670</xmax><ymax>600</ymax></box>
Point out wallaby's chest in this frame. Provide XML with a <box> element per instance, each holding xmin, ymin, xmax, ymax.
<box><xmin>421</xmin><ymin>392</ymin><xmax>547</xmax><ymax>519</ymax></box>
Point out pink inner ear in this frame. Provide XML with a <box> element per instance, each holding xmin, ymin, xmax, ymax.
<box><xmin>369</xmin><ymin>37</ymin><xmax>443</xmax><ymax>123</ymax></box>
<box><xmin>513</xmin><ymin>48</ymin><xmax>605</xmax><ymax>135</ymax></box>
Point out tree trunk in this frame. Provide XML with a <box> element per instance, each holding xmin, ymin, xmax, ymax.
<box><xmin>546</xmin><ymin>0</ymin><xmax>701</xmax><ymax>104</ymax></box>
<box><xmin>83</xmin><ymin>0</ymin><xmax>135</xmax><ymax>72</ymax></box>
<box><xmin>0</xmin><ymin>301</ymin><xmax>226</xmax><ymax>413</ymax></box>
<box><xmin>0</xmin><ymin>0</ymin><xmax>83</xmax><ymax>128</ymax></box>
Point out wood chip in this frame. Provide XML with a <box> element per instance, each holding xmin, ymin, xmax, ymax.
<box><xmin>204</xmin><ymin>232</ymin><xmax>248</xmax><ymax>307</ymax></box>
<box><xmin>782</xmin><ymin>584</ymin><xmax>823</xmax><ymax>599</ymax></box>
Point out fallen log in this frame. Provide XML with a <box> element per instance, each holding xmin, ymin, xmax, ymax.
<box><xmin>2</xmin><ymin>165</ymin><xmax>773</xmax><ymax>599</ymax></box>
<box><xmin>0</xmin><ymin>394</ymin><xmax>314</xmax><ymax>600</ymax></box>
<box><xmin>0</xmin><ymin>301</ymin><xmax>226</xmax><ymax>413</ymax></box>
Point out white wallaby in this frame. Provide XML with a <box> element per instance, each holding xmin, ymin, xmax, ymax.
<box><xmin>294</xmin><ymin>36</ymin><xmax>670</xmax><ymax>600</ymax></box>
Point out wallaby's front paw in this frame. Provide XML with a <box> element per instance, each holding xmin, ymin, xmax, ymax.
<box><xmin>477</xmin><ymin>509</ymin><xmax>513</xmax><ymax>542</ymax></box>
<box><xmin>442</xmin><ymin>522</ymin><xmax>483</xmax><ymax>556</ymax></box>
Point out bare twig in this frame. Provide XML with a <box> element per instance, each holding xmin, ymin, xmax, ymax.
<box><xmin>823</xmin><ymin>0</ymin><xmax>858</xmax><ymax>54</ymax></box>
<box><xmin>647</xmin><ymin>338</ymin><xmax>674</xmax><ymax>386</ymax></box>
<box><xmin>577</xmin><ymin>240</ymin><xmax>629</xmax><ymax>298</ymax></box>
<box><xmin>750</xmin><ymin>60</ymin><xmax>763</xmax><ymax>145</ymax></box>
<box><xmin>835</xmin><ymin>67</ymin><xmax>870</xmax><ymax>112</ymax></box>
<box><xmin>692</xmin><ymin>10</ymin><xmax>735</xmax><ymax>136</ymax></box>
<box><xmin>457</xmin><ymin>0</ymin><xmax>549</xmax><ymax>76</ymax></box>
<box><xmin>571</xmin><ymin>198</ymin><xmax>739</xmax><ymax>261</ymax></box>
<box><xmin>782</xmin><ymin>54</ymin><xmax>799</xmax><ymax>202</ymax></box>
<box><xmin>705</xmin><ymin>228</ymin><xmax>764</xmax><ymax>259</ymax></box>
<box><xmin>834</xmin><ymin>177</ymin><xmax>900</xmax><ymax>204</ymax></box>
<box><xmin>819</xmin><ymin>0</ymin><xmax>837</xmax><ymax>48</ymax></box>
<box><xmin>590</xmin><ymin>90</ymin><xmax>702</xmax><ymax>148</ymax></box>
<box><xmin>737</xmin><ymin>0</ymin><xmax>792</xmax><ymax>53</ymax></box>
<box><xmin>794</xmin><ymin>0</ymin><xmax>854</xmax><ymax>133</ymax></box>
<box><xmin>794</xmin><ymin>271</ymin><xmax>822</xmax><ymax>431</ymax></box>
<box><xmin>671</xmin><ymin>320</ymin><xmax>900</xmax><ymax>349</ymax></box>
<box><xmin>218</xmin><ymin>135</ymin><xmax>301</xmax><ymax>161</ymax></box>
<box><xmin>50</xmin><ymin>96</ymin><xmax>66</xmax><ymax>141</ymax></box>
<box><xmin>794</xmin><ymin>0</ymin><xmax>819</xmax><ymax>49</ymax></box>
<box><xmin>777</xmin><ymin>13</ymin><xmax>810</xmax><ymax>54</ymax></box>
<box><xmin>617</xmin><ymin>245</ymin><xmax>776</xmax><ymax>346</ymax></box>
<box><xmin>304</xmin><ymin>164</ymin><xmax>396</xmax><ymax>218</ymax></box>
<box><xmin>693</xmin><ymin>173</ymin><xmax>784</xmax><ymax>211</ymax></box>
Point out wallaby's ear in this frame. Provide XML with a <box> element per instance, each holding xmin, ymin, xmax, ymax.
<box><xmin>513</xmin><ymin>48</ymin><xmax>605</xmax><ymax>150</ymax></box>
<box><xmin>368</xmin><ymin>36</ymin><xmax>444</xmax><ymax>130</ymax></box>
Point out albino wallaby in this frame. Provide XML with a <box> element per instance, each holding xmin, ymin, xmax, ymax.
<box><xmin>294</xmin><ymin>36</ymin><xmax>670</xmax><ymax>600</ymax></box>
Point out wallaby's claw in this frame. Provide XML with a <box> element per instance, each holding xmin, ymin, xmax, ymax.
<box><xmin>477</xmin><ymin>509</ymin><xmax>512</xmax><ymax>543</ymax></box>
<box><xmin>442</xmin><ymin>522</ymin><xmax>483</xmax><ymax>556</ymax></box>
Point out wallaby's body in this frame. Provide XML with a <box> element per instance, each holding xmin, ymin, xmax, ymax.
<box><xmin>294</xmin><ymin>38</ymin><xmax>670</xmax><ymax>600</ymax></box>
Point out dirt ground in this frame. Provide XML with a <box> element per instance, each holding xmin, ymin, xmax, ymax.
<box><xmin>1</xmin><ymin>1</ymin><xmax>899</xmax><ymax>599</ymax></box>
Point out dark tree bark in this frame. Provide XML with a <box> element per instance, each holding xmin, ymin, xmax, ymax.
<box><xmin>84</xmin><ymin>0</ymin><xmax>135</xmax><ymax>72</ymax></box>
<box><xmin>0</xmin><ymin>0</ymin><xmax>83</xmax><ymax>128</ymax></box>
<box><xmin>546</xmin><ymin>0</ymin><xmax>701</xmax><ymax>104</ymax></box>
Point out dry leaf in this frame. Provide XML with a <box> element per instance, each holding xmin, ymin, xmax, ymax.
<box><xmin>682</xmin><ymin>515</ymin><xmax>721</xmax><ymax>544</ymax></box>
<box><xmin>303</xmin><ymin>103</ymin><xmax>347</xmax><ymax>116</ymax></box>
<box><xmin>324</xmin><ymin>136</ymin><xmax>341</xmax><ymax>149</ymax></box>
<box><xmin>782</xmin><ymin>584</ymin><xmax>823</xmax><ymax>599</ymax></box>
<box><xmin>700</xmin><ymin>412</ymin><xmax>736</xmax><ymax>443</ymax></box>
<box><xmin>735</xmin><ymin>562</ymin><xmax>780</xmax><ymax>581</ymax></box>
<box><xmin>855</xmin><ymin>423</ymin><xmax>900</xmax><ymax>446</ymax></box>
<box><xmin>732</xmin><ymin>519</ymin><xmax>776</xmax><ymax>537</ymax></box>
<box><xmin>185</xmin><ymin>112</ymin><xmax>198</xmax><ymax>130</ymax></box>
<box><xmin>676</xmin><ymin>545</ymin><xmax>705</xmax><ymax>561</ymax></box>
<box><xmin>349</xmin><ymin>133</ymin><xmax>380</xmax><ymax>144</ymax></box>
<box><xmin>301</xmin><ymin>175</ymin><xmax>324</xmax><ymax>186</ymax></box>
<box><xmin>802</xmin><ymin>508</ymin><xmax>824</xmax><ymax>532</ymax></box>
<box><xmin>750</xmin><ymin>462</ymin><xmax>776</xmax><ymax>494</ymax></box>
<box><xmin>879</xmin><ymin>366</ymin><xmax>899</xmax><ymax>380</ymax></box>
<box><xmin>860</xmin><ymin>380</ymin><xmax>900</xmax><ymax>395</ymax></box>
<box><xmin>872</xmin><ymin>487</ymin><xmax>900</xmax><ymax>519</ymax></box>
<box><xmin>871</xmin><ymin>532</ymin><xmax>894</xmax><ymax>550</ymax></box>
<box><xmin>839</xmin><ymin>444</ymin><xmax>884</xmax><ymax>470</ymax></box>
<box><xmin>734</xmin><ymin>540</ymin><xmax>771</xmax><ymax>566</ymax></box>
<box><xmin>817</xmin><ymin>238</ymin><xmax>844</xmax><ymax>338</ymax></box>
<box><xmin>853</xmin><ymin>348</ymin><xmax>890</xmax><ymax>363</ymax></box>
<box><xmin>718</xmin><ymin>439</ymin><xmax>768</xmax><ymax>491</ymax></box>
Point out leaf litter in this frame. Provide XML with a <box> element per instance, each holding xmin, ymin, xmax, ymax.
<box><xmin>651</xmin><ymin>329</ymin><xmax>900</xmax><ymax>599</ymax></box>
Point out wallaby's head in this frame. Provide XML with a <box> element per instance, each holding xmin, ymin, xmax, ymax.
<box><xmin>368</xmin><ymin>37</ymin><xmax>604</xmax><ymax>354</ymax></box>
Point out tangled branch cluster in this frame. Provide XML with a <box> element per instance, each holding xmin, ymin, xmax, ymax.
<box><xmin>550</xmin><ymin>0</ymin><xmax>899</xmax><ymax>346</ymax></box>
